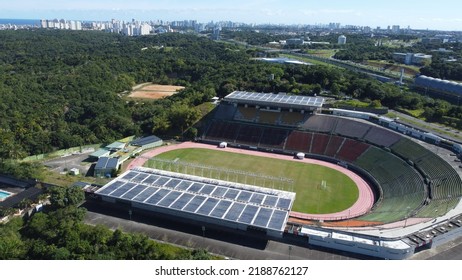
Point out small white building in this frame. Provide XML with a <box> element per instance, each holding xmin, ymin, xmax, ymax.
<box><xmin>338</xmin><ymin>35</ymin><xmax>347</xmax><ymax>45</ymax></box>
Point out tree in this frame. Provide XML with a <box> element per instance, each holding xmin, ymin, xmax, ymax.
<box><xmin>48</xmin><ymin>186</ymin><xmax>85</xmax><ymax>209</ymax></box>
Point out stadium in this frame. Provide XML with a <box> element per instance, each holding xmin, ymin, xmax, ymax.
<box><xmin>96</xmin><ymin>91</ymin><xmax>462</xmax><ymax>260</ymax></box>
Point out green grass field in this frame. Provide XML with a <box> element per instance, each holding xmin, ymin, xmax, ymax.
<box><xmin>144</xmin><ymin>148</ymin><xmax>359</xmax><ymax>214</ymax></box>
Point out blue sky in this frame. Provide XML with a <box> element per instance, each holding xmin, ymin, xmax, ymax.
<box><xmin>1</xmin><ymin>0</ymin><xmax>462</xmax><ymax>30</ymax></box>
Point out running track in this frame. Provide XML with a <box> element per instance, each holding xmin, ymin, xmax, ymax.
<box><xmin>126</xmin><ymin>142</ymin><xmax>375</xmax><ymax>221</ymax></box>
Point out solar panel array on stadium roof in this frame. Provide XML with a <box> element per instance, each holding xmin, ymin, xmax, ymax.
<box><xmin>224</xmin><ymin>91</ymin><xmax>324</xmax><ymax>107</ymax></box>
<box><xmin>95</xmin><ymin>168</ymin><xmax>296</xmax><ymax>232</ymax></box>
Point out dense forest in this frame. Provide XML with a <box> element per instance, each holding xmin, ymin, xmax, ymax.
<box><xmin>0</xmin><ymin>186</ymin><xmax>212</xmax><ymax>260</ymax></box>
<box><xmin>1</xmin><ymin>29</ymin><xmax>462</xmax><ymax>165</ymax></box>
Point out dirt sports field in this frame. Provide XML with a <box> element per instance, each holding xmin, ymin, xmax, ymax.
<box><xmin>128</xmin><ymin>83</ymin><xmax>185</xmax><ymax>100</ymax></box>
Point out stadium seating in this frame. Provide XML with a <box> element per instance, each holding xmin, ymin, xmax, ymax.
<box><xmin>334</xmin><ymin>118</ymin><xmax>371</xmax><ymax>139</ymax></box>
<box><xmin>234</xmin><ymin>107</ymin><xmax>258</xmax><ymax>122</ymax></box>
<box><xmin>205</xmin><ymin>121</ymin><xmax>240</xmax><ymax>142</ymax></box>
<box><xmin>280</xmin><ymin>111</ymin><xmax>308</xmax><ymax>127</ymax></box>
<box><xmin>324</xmin><ymin>135</ymin><xmax>345</xmax><ymax>157</ymax></box>
<box><xmin>391</xmin><ymin>138</ymin><xmax>462</xmax><ymax>201</ymax></box>
<box><xmin>202</xmin><ymin>105</ymin><xmax>462</xmax><ymax>224</ymax></box>
<box><xmin>259</xmin><ymin>128</ymin><xmax>289</xmax><ymax>149</ymax></box>
<box><xmin>301</xmin><ymin>115</ymin><xmax>339</xmax><ymax>133</ymax></box>
<box><xmin>354</xmin><ymin>147</ymin><xmax>426</xmax><ymax>223</ymax></box>
<box><xmin>363</xmin><ymin>126</ymin><xmax>402</xmax><ymax>147</ymax></box>
<box><xmin>311</xmin><ymin>133</ymin><xmax>330</xmax><ymax>155</ymax></box>
<box><xmin>235</xmin><ymin>124</ymin><xmax>263</xmax><ymax>146</ymax></box>
<box><xmin>285</xmin><ymin>131</ymin><xmax>313</xmax><ymax>153</ymax></box>
<box><xmin>258</xmin><ymin>111</ymin><xmax>280</xmax><ymax>125</ymax></box>
<box><xmin>213</xmin><ymin>103</ymin><xmax>237</xmax><ymax>120</ymax></box>
<box><xmin>336</xmin><ymin>139</ymin><xmax>370</xmax><ymax>162</ymax></box>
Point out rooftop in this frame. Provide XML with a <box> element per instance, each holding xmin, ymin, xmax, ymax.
<box><xmin>130</xmin><ymin>135</ymin><xmax>162</xmax><ymax>147</ymax></box>
<box><xmin>95</xmin><ymin>167</ymin><xmax>296</xmax><ymax>232</ymax></box>
<box><xmin>224</xmin><ymin>91</ymin><xmax>324</xmax><ymax>110</ymax></box>
<box><xmin>95</xmin><ymin>157</ymin><xmax>119</xmax><ymax>170</ymax></box>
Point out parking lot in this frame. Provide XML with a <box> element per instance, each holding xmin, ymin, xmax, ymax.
<box><xmin>43</xmin><ymin>151</ymin><xmax>95</xmax><ymax>176</ymax></box>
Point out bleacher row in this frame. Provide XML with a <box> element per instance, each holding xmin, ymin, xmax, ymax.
<box><xmin>203</xmin><ymin>110</ymin><xmax>462</xmax><ymax>223</ymax></box>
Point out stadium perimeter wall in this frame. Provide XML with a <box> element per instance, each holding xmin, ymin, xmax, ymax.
<box><xmin>304</xmin><ymin>228</ymin><xmax>414</xmax><ymax>260</ymax></box>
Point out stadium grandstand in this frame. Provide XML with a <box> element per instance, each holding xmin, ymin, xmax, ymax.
<box><xmin>193</xmin><ymin>90</ymin><xmax>462</xmax><ymax>258</ymax></box>
<box><xmin>96</xmin><ymin>167</ymin><xmax>296</xmax><ymax>237</ymax></box>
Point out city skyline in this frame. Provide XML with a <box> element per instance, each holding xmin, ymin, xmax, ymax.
<box><xmin>1</xmin><ymin>0</ymin><xmax>462</xmax><ymax>31</ymax></box>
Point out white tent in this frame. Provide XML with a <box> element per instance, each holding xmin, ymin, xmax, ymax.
<box><xmin>296</xmin><ymin>152</ymin><xmax>305</xmax><ymax>159</ymax></box>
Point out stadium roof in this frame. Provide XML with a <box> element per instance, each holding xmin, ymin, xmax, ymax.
<box><xmin>130</xmin><ymin>135</ymin><xmax>162</xmax><ymax>147</ymax></box>
<box><xmin>95</xmin><ymin>167</ymin><xmax>295</xmax><ymax>233</ymax></box>
<box><xmin>224</xmin><ymin>91</ymin><xmax>324</xmax><ymax>110</ymax></box>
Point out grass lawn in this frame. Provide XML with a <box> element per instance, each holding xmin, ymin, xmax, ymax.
<box><xmin>145</xmin><ymin>148</ymin><xmax>359</xmax><ymax>214</ymax></box>
<box><xmin>306</xmin><ymin>49</ymin><xmax>338</xmax><ymax>58</ymax></box>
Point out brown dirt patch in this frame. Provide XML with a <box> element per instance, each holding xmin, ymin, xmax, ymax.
<box><xmin>128</xmin><ymin>84</ymin><xmax>185</xmax><ymax>100</ymax></box>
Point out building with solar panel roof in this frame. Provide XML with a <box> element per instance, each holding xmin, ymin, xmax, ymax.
<box><xmin>95</xmin><ymin>166</ymin><xmax>296</xmax><ymax>237</ymax></box>
<box><xmin>224</xmin><ymin>91</ymin><xmax>324</xmax><ymax>112</ymax></box>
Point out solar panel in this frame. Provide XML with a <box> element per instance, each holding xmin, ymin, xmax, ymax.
<box><xmin>249</xmin><ymin>193</ymin><xmax>265</xmax><ymax>204</ymax></box>
<box><xmin>170</xmin><ymin>193</ymin><xmax>194</xmax><ymax>210</ymax></box>
<box><xmin>236</xmin><ymin>191</ymin><xmax>252</xmax><ymax>202</ymax></box>
<box><xmin>187</xmin><ymin>182</ymin><xmax>204</xmax><ymax>193</ymax></box>
<box><xmin>263</xmin><ymin>195</ymin><xmax>278</xmax><ymax>207</ymax></box>
<box><xmin>131</xmin><ymin>135</ymin><xmax>161</xmax><ymax>146</ymax></box>
<box><xmin>146</xmin><ymin>189</ymin><xmax>171</xmax><ymax>205</ymax></box>
<box><xmin>154</xmin><ymin>176</ymin><xmax>170</xmax><ymax>186</ymax></box>
<box><xmin>238</xmin><ymin>205</ymin><xmax>259</xmax><ymax>224</ymax></box>
<box><xmin>132</xmin><ymin>187</ymin><xmax>159</xmax><ymax>202</ymax></box>
<box><xmin>97</xmin><ymin>181</ymin><xmax>124</xmax><ymax>195</ymax></box>
<box><xmin>253</xmin><ymin>208</ymin><xmax>273</xmax><ymax>228</ymax></box>
<box><xmin>198</xmin><ymin>184</ymin><xmax>215</xmax><ymax>195</ymax></box>
<box><xmin>132</xmin><ymin>173</ymin><xmax>149</xmax><ymax>182</ymax></box>
<box><xmin>98</xmin><ymin>168</ymin><xmax>296</xmax><ymax>235</ymax></box>
<box><xmin>211</xmin><ymin>186</ymin><xmax>227</xmax><ymax>197</ymax></box>
<box><xmin>183</xmin><ymin>195</ymin><xmax>207</xmax><ymax>213</ymax></box>
<box><xmin>224</xmin><ymin>91</ymin><xmax>324</xmax><ymax>108</ymax></box>
<box><xmin>157</xmin><ymin>191</ymin><xmax>182</xmax><ymax>207</ymax></box>
<box><xmin>224</xmin><ymin>189</ymin><xmax>240</xmax><ymax>200</ymax></box>
<box><xmin>121</xmin><ymin>184</ymin><xmax>148</xmax><ymax>200</ymax></box>
<box><xmin>119</xmin><ymin>170</ymin><xmax>138</xmax><ymax>180</ymax></box>
<box><xmin>165</xmin><ymin>178</ymin><xmax>181</xmax><ymax>189</ymax></box>
<box><xmin>267</xmin><ymin>210</ymin><xmax>287</xmax><ymax>230</ymax></box>
<box><xmin>224</xmin><ymin>202</ymin><xmax>245</xmax><ymax>221</ymax></box>
<box><xmin>209</xmin><ymin>200</ymin><xmax>232</xmax><ymax>218</ymax></box>
<box><xmin>196</xmin><ymin>198</ymin><xmax>219</xmax><ymax>215</ymax></box>
<box><xmin>276</xmin><ymin>198</ymin><xmax>292</xmax><ymax>210</ymax></box>
<box><xmin>175</xmin><ymin>180</ymin><xmax>193</xmax><ymax>191</ymax></box>
<box><xmin>110</xmin><ymin>182</ymin><xmax>137</xmax><ymax>198</ymax></box>
<box><xmin>143</xmin><ymin>175</ymin><xmax>159</xmax><ymax>185</ymax></box>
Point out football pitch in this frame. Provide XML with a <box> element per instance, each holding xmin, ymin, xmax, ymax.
<box><xmin>144</xmin><ymin>148</ymin><xmax>359</xmax><ymax>214</ymax></box>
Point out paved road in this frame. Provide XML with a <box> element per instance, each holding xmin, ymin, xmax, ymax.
<box><xmin>83</xmin><ymin>200</ymin><xmax>361</xmax><ymax>260</ymax></box>
<box><xmin>390</xmin><ymin>110</ymin><xmax>462</xmax><ymax>143</ymax></box>
<box><xmin>410</xmin><ymin>235</ymin><xmax>462</xmax><ymax>260</ymax></box>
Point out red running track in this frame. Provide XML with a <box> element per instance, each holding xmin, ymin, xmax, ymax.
<box><xmin>126</xmin><ymin>142</ymin><xmax>375</xmax><ymax>221</ymax></box>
